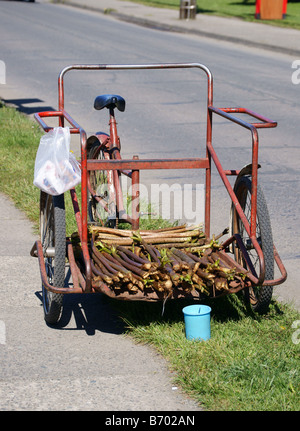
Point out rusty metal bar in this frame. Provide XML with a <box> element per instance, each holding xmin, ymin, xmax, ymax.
<box><xmin>270</xmin><ymin>245</ymin><xmax>288</xmax><ymax>285</ymax></box>
<box><xmin>218</xmin><ymin>107</ymin><xmax>277</xmax><ymax>129</ymax></box>
<box><xmin>131</xmin><ymin>155</ymin><xmax>140</xmax><ymax>230</ymax></box>
<box><xmin>87</xmin><ymin>158</ymin><xmax>209</xmax><ymax>171</ymax></box>
<box><xmin>34</xmin><ymin>110</ymin><xmax>80</xmax><ymax>134</ymax></box>
<box><xmin>62</xmin><ymin>109</ymin><xmax>82</xmax><ymax>132</ymax></box>
<box><xmin>34</xmin><ymin>111</ymin><xmax>61</xmax><ymax>132</ymax></box>
<box><xmin>205</xmin><ymin>107</ymin><xmax>213</xmax><ymax>237</ymax></box>
<box><xmin>33</xmin><ymin>240</ymin><xmax>84</xmax><ymax>294</ymax></box>
<box><xmin>208</xmin><ymin>106</ymin><xmax>260</xmax><ymax>240</ymax></box>
<box><xmin>222</xmin><ymin>235</ymin><xmax>287</xmax><ymax>287</ymax></box>
<box><xmin>80</xmin><ymin>128</ymin><xmax>92</xmax><ymax>292</ymax></box>
<box><xmin>58</xmin><ymin>62</ymin><xmax>213</xmax><ymax>113</ymax></box>
<box><xmin>67</xmin><ymin>243</ymin><xmax>81</xmax><ymax>292</ymax></box>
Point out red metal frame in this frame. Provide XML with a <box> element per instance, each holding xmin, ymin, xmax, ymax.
<box><xmin>32</xmin><ymin>63</ymin><xmax>287</xmax><ymax>296</ymax></box>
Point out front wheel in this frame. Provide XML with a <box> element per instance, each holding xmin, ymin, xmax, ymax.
<box><xmin>231</xmin><ymin>175</ymin><xmax>274</xmax><ymax>313</ymax></box>
<box><xmin>40</xmin><ymin>192</ymin><xmax>66</xmax><ymax>324</ymax></box>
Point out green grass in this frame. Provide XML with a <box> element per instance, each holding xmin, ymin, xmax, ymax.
<box><xmin>123</xmin><ymin>0</ymin><xmax>300</xmax><ymax>30</ymax></box>
<box><xmin>1</xmin><ymin>101</ymin><xmax>299</xmax><ymax>411</ymax></box>
<box><xmin>0</xmin><ymin>102</ymin><xmax>42</xmax><ymax>225</ymax></box>
<box><xmin>111</xmin><ymin>293</ymin><xmax>300</xmax><ymax>411</ymax></box>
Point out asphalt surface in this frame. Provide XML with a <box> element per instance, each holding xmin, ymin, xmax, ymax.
<box><xmin>0</xmin><ymin>0</ymin><xmax>299</xmax><ymax>412</ymax></box>
<box><xmin>60</xmin><ymin>0</ymin><xmax>300</xmax><ymax>56</ymax></box>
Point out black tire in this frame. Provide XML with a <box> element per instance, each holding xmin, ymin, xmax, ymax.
<box><xmin>232</xmin><ymin>175</ymin><xmax>274</xmax><ymax>313</ymax></box>
<box><xmin>40</xmin><ymin>192</ymin><xmax>66</xmax><ymax>324</ymax></box>
<box><xmin>88</xmin><ymin>142</ymin><xmax>116</xmax><ymax>227</ymax></box>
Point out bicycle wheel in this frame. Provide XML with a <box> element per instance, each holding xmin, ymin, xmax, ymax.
<box><xmin>231</xmin><ymin>175</ymin><xmax>274</xmax><ymax>313</ymax></box>
<box><xmin>88</xmin><ymin>141</ymin><xmax>116</xmax><ymax>227</ymax></box>
<box><xmin>40</xmin><ymin>192</ymin><xmax>66</xmax><ymax>324</ymax></box>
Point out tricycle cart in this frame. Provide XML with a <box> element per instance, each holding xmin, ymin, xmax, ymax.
<box><xmin>31</xmin><ymin>63</ymin><xmax>287</xmax><ymax>324</ymax></box>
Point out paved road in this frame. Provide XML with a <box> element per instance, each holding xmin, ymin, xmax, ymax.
<box><xmin>0</xmin><ymin>0</ymin><xmax>299</xmax><ymax>411</ymax></box>
<box><xmin>60</xmin><ymin>0</ymin><xmax>300</xmax><ymax>56</ymax></box>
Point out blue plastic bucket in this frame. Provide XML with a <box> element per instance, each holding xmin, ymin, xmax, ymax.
<box><xmin>182</xmin><ymin>304</ymin><xmax>211</xmax><ymax>341</ymax></box>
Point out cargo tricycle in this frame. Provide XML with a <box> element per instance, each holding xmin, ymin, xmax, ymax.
<box><xmin>30</xmin><ymin>63</ymin><xmax>287</xmax><ymax>324</ymax></box>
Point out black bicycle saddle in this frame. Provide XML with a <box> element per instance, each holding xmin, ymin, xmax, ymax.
<box><xmin>94</xmin><ymin>94</ymin><xmax>125</xmax><ymax>112</ymax></box>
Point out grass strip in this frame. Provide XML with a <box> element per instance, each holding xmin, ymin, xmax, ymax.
<box><xmin>122</xmin><ymin>0</ymin><xmax>300</xmax><ymax>30</ymax></box>
<box><xmin>0</xmin><ymin>102</ymin><xmax>42</xmax><ymax>225</ymax></box>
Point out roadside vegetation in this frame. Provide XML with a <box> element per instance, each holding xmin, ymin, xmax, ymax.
<box><xmin>0</xmin><ymin>101</ymin><xmax>299</xmax><ymax>410</ymax></box>
<box><xmin>125</xmin><ymin>0</ymin><xmax>300</xmax><ymax>29</ymax></box>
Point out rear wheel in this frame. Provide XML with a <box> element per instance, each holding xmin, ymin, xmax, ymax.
<box><xmin>88</xmin><ymin>141</ymin><xmax>116</xmax><ymax>227</ymax></box>
<box><xmin>40</xmin><ymin>192</ymin><xmax>66</xmax><ymax>324</ymax></box>
<box><xmin>231</xmin><ymin>175</ymin><xmax>274</xmax><ymax>313</ymax></box>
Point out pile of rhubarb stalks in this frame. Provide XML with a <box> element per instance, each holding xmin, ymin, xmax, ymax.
<box><xmin>78</xmin><ymin>224</ymin><xmax>248</xmax><ymax>299</ymax></box>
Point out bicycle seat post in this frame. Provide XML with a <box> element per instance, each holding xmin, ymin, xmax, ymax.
<box><xmin>109</xmin><ymin>107</ymin><xmax>119</xmax><ymax>149</ymax></box>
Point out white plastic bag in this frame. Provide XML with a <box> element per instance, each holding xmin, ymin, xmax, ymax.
<box><xmin>33</xmin><ymin>127</ymin><xmax>81</xmax><ymax>196</ymax></box>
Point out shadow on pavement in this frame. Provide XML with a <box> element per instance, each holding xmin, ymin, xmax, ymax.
<box><xmin>3</xmin><ymin>98</ymin><xmax>54</xmax><ymax>115</ymax></box>
<box><xmin>35</xmin><ymin>290</ymin><xmax>125</xmax><ymax>336</ymax></box>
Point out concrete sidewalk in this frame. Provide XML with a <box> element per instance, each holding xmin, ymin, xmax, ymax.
<box><xmin>59</xmin><ymin>0</ymin><xmax>300</xmax><ymax>56</ymax></box>
<box><xmin>0</xmin><ymin>194</ymin><xmax>202</xmax><ymax>411</ymax></box>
